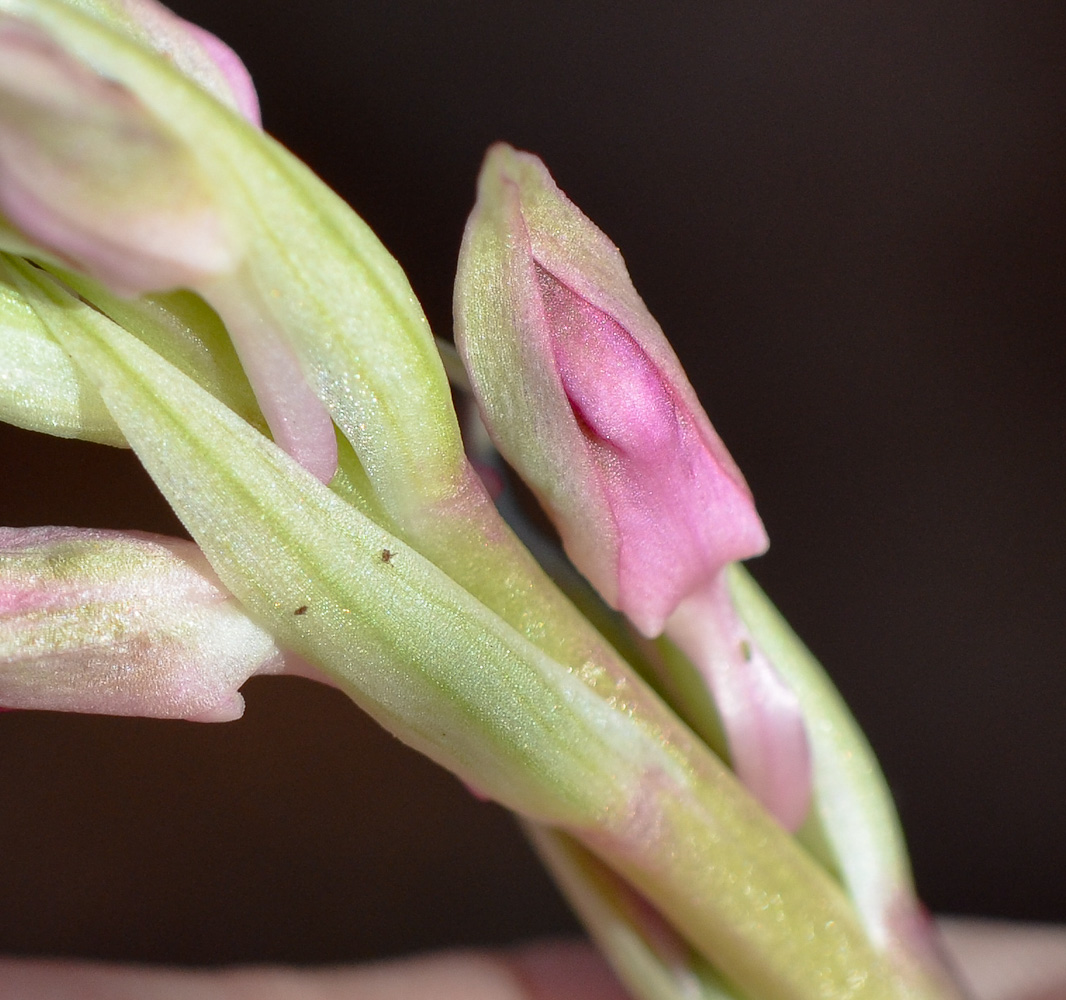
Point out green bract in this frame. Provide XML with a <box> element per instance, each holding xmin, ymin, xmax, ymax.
<box><xmin>0</xmin><ymin>274</ymin><xmax>120</xmax><ymax>442</ymax></box>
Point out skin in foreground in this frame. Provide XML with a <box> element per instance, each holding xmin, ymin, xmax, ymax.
<box><xmin>0</xmin><ymin>924</ymin><xmax>1064</xmax><ymax>1000</ymax></box>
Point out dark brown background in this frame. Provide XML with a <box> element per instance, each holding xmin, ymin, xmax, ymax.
<box><xmin>2</xmin><ymin>0</ymin><xmax>1064</xmax><ymax>964</ymax></box>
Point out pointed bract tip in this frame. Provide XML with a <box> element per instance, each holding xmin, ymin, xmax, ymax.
<box><xmin>112</xmin><ymin>0</ymin><xmax>261</xmax><ymax>126</ymax></box>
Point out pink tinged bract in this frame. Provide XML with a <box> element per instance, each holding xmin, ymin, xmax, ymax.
<box><xmin>197</xmin><ymin>274</ymin><xmax>339</xmax><ymax>484</ymax></box>
<box><xmin>0</xmin><ymin>526</ymin><xmax>284</xmax><ymax>721</ymax></box>
<box><xmin>456</xmin><ymin>144</ymin><xmax>811</xmax><ymax>828</ymax></box>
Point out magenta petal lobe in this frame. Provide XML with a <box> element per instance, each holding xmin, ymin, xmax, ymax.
<box><xmin>537</xmin><ymin>264</ymin><xmax>768</xmax><ymax>636</ymax></box>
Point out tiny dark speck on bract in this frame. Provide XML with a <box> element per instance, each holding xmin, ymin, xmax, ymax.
<box><xmin>381</xmin><ymin>549</ymin><xmax>393</xmax><ymax>563</ymax></box>
<box><xmin>294</xmin><ymin>605</ymin><xmax>308</xmax><ymax>615</ymax></box>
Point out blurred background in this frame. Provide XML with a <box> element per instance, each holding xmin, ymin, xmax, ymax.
<box><xmin>1</xmin><ymin>0</ymin><xmax>1064</xmax><ymax>965</ymax></box>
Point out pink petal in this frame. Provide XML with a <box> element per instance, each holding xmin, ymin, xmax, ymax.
<box><xmin>538</xmin><ymin>265</ymin><xmax>768</xmax><ymax>637</ymax></box>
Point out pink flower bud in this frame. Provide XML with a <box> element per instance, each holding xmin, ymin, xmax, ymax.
<box><xmin>0</xmin><ymin>526</ymin><xmax>283</xmax><ymax>721</ymax></box>
<box><xmin>0</xmin><ymin>17</ymin><xmax>238</xmax><ymax>295</ymax></box>
<box><xmin>0</xmin><ymin>14</ymin><xmax>335</xmax><ymax>483</ymax></box>
<box><xmin>455</xmin><ymin>144</ymin><xmax>768</xmax><ymax>638</ymax></box>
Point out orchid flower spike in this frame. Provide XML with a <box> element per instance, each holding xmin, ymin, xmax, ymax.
<box><xmin>454</xmin><ymin>144</ymin><xmax>811</xmax><ymax>828</ymax></box>
<box><xmin>0</xmin><ymin>526</ymin><xmax>284</xmax><ymax>721</ymax></box>
<box><xmin>10</xmin><ymin>256</ymin><xmax>943</xmax><ymax>1000</ymax></box>
<box><xmin>0</xmin><ymin>5</ymin><xmax>957</xmax><ymax>991</ymax></box>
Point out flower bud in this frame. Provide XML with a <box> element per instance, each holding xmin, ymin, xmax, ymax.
<box><xmin>0</xmin><ymin>526</ymin><xmax>282</xmax><ymax>721</ymax></box>
<box><xmin>455</xmin><ymin>144</ymin><xmax>768</xmax><ymax>639</ymax></box>
<box><xmin>0</xmin><ymin>16</ymin><xmax>238</xmax><ymax>295</ymax></box>
<box><xmin>0</xmin><ymin>10</ymin><xmax>335</xmax><ymax>482</ymax></box>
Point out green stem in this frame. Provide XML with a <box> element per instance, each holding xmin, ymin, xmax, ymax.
<box><xmin>526</xmin><ymin>822</ymin><xmax>744</xmax><ymax>1000</ymax></box>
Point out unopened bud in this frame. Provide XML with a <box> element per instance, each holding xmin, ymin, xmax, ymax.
<box><xmin>0</xmin><ymin>526</ymin><xmax>282</xmax><ymax>721</ymax></box>
<box><xmin>0</xmin><ymin>16</ymin><xmax>237</xmax><ymax>295</ymax></box>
